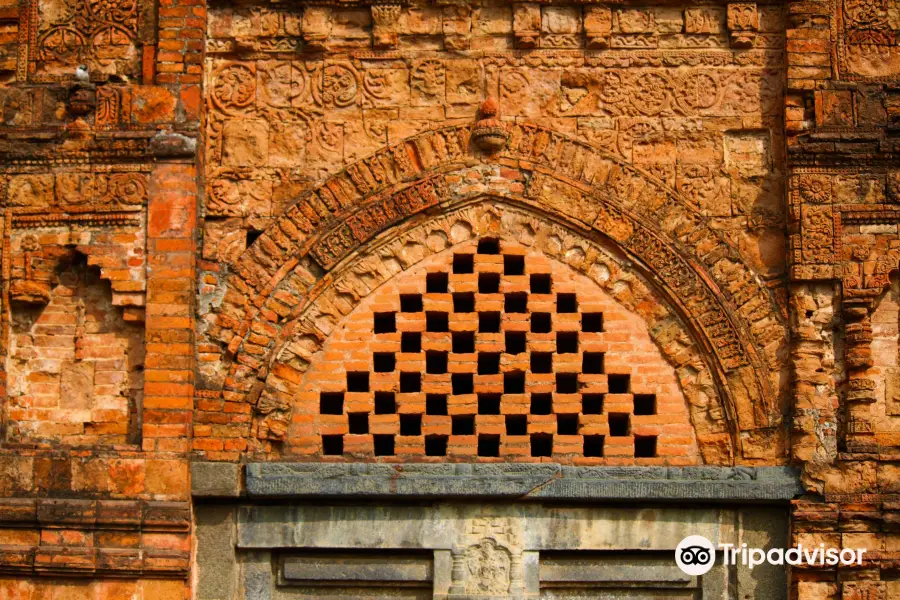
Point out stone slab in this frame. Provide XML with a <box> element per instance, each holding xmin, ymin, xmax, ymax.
<box><xmin>244</xmin><ymin>463</ymin><xmax>803</xmax><ymax>502</ymax></box>
<box><xmin>192</xmin><ymin>461</ymin><xmax>241</xmax><ymax>497</ymax></box>
<box><xmin>283</xmin><ymin>555</ymin><xmax>433</xmax><ymax>582</ymax></box>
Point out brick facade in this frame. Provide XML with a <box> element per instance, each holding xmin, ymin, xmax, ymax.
<box><xmin>0</xmin><ymin>0</ymin><xmax>897</xmax><ymax>597</ymax></box>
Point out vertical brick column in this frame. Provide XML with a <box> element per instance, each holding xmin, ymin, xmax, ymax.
<box><xmin>786</xmin><ymin>0</ymin><xmax>833</xmax><ymax>91</ymax></box>
<box><xmin>145</xmin><ymin>164</ymin><xmax>197</xmax><ymax>453</ymax></box>
<box><xmin>156</xmin><ymin>0</ymin><xmax>205</xmax><ymax>86</ymax></box>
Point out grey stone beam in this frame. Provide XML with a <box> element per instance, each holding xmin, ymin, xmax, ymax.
<box><xmin>242</xmin><ymin>463</ymin><xmax>803</xmax><ymax>502</ymax></box>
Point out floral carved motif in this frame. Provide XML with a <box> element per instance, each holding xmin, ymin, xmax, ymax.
<box><xmin>838</xmin><ymin>0</ymin><xmax>900</xmax><ymax>79</ymax></box>
<box><xmin>211</xmin><ymin>63</ymin><xmax>257</xmax><ymax>115</ymax></box>
<box><xmin>34</xmin><ymin>0</ymin><xmax>140</xmax><ymax>79</ymax></box>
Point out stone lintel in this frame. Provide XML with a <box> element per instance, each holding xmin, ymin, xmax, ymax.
<box><xmin>241</xmin><ymin>463</ymin><xmax>803</xmax><ymax>502</ymax></box>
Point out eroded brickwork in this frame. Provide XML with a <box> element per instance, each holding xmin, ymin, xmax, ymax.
<box><xmin>7</xmin><ymin>257</ymin><xmax>145</xmax><ymax>445</ymax></box>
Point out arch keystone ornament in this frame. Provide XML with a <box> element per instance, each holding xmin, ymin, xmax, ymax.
<box><xmin>206</xmin><ymin>124</ymin><xmax>789</xmax><ymax>463</ymax></box>
<box><xmin>472</xmin><ymin>96</ymin><xmax>509</xmax><ymax>153</ymax></box>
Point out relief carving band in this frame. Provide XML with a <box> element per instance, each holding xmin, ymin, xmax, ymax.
<box><xmin>32</xmin><ymin>0</ymin><xmax>141</xmax><ymax>79</ymax></box>
<box><xmin>838</xmin><ymin>0</ymin><xmax>900</xmax><ymax>78</ymax></box>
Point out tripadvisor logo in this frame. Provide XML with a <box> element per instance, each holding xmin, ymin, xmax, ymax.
<box><xmin>676</xmin><ymin>535</ymin><xmax>716</xmax><ymax>576</ymax></box>
<box><xmin>675</xmin><ymin>535</ymin><xmax>867</xmax><ymax>575</ymax></box>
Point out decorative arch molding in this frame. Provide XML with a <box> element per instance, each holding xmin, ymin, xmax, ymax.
<box><xmin>268</xmin><ymin>201</ymin><xmax>729</xmax><ymax>464</ymax></box>
<box><xmin>207</xmin><ymin>124</ymin><xmax>789</xmax><ymax>461</ymax></box>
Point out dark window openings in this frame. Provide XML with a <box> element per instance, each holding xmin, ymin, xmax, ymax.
<box><xmin>531</xmin><ymin>434</ymin><xmax>553</xmax><ymax>457</ymax></box>
<box><xmin>557</xmin><ymin>414</ymin><xmax>579</xmax><ymax>435</ymax></box>
<box><xmin>400</xmin><ymin>414</ymin><xmax>422</xmax><ymax>436</ymax></box>
<box><xmin>425</xmin><ymin>435</ymin><xmax>448</xmax><ymax>456</ymax></box>
<box><xmin>633</xmin><ymin>394</ymin><xmax>657</xmax><ymax>415</ymax></box>
<box><xmin>477</xmin><ymin>238</ymin><xmax>501</xmax><ymax>255</ymax></box>
<box><xmin>453</xmin><ymin>292</ymin><xmax>475</xmax><ymax>313</ymax></box>
<box><xmin>426</xmin><ymin>272</ymin><xmax>449</xmax><ymax>293</ymax></box>
<box><xmin>452</xmin><ymin>415</ymin><xmax>475</xmax><ymax>435</ymax></box>
<box><xmin>478</xmin><ymin>394</ymin><xmax>501</xmax><ymax>415</ymax></box>
<box><xmin>557</xmin><ymin>332</ymin><xmax>578</xmax><ymax>353</ymax></box>
<box><xmin>374</xmin><ymin>392</ymin><xmax>396</xmax><ymax>414</ymax></box>
<box><xmin>400</xmin><ymin>372</ymin><xmax>422</xmax><ymax>393</ymax></box>
<box><xmin>342</xmin><ymin>247</ymin><xmax>663</xmax><ymax>461</ymax></box>
<box><xmin>504</xmin><ymin>254</ymin><xmax>525</xmax><ymax>275</ymax></box>
<box><xmin>401</xmin><ymin>332</ymin><xmax>421</xmax><ymax>353</ymax></box>
<box><xmin>400</xmin><ymin>294</ymin><xmax>423</xmax><ymax>312</ymax></box>
<box><xmin>320</xmin><ymin>392</ymin><xmax>344</xmax><ymax>415</ymax></box>
<box><xmin>557</xmin><ymin>293</ymin><xmax>577</xmax><ymax>313</ymax></box>
<box><xmin>373</xmin><ymin>352</ymin><xmax>395</xmax><ymax>372</ymax></box>
<box><xmin>348</xmin><ymin>413</ymin><xmax>368</xmax><ymax>434</ymax></box>
<box><xmin>504</xmin><ymin>371</ymin><xmax>526</xmax><ymax>394</ymax></box>
<box><xmin>453</xmin><ymin>332</ymin><xmax>476</xmax><ymax>354</ymax></box>
<box><xmin>453</xmin><ymin>254</ymin><xmax>474</xmax><ymax>274</ymax></box>
<box><xmin>373</xmin><ymin>435</ymin><xmax>395</xmax><ymax>456</ymax></box>
<box><xmin>530</xmin><ymin>393</ymin><xmax>552</xmax><ymax>415</ymax></box>
<box><xmin>478</xmin><ymin>435</ymin><xmax>500</xmax><ymax>457</ymax></box>
<box><xmin>426</xmin><ymin>351</ymin><xmax>448</xmax><ymax>374</ymax></box>
<box><xmin>506</xmin><ymin>331</ymin><xmax>526</xmax><ymax>354</ymax></box>
<box><xmin>581</xmin><ymin>394</ymin><xmax>604</xmax><ymax>415</ymax></box>
<box><xmin>582</xmin><ymin>312</ymin><xmax>604</xmax><ymax>332</ymax></box>
<box><xmin>478</xmin><ymin>353</ymin><xmax>501</xmax><ymax>375</ymax></box>
<box><xmin>426</xmin><ymin>312</ymin><xmax>449</xmax><ymax>332</ymax></box>
<box><xmin>426</xmin><ymin>394</ymin><xmax>448</xmax><ymax>415</ymax></box>
<box><xmin>584</xmin><ymin>435</ymin><xmax>604</xmax><ymax>457</ymax></box>
<box><xmin>479</xmin><ymin>273</ymin><xmax>500</xmax><ymax>294</ymax></box>
<box><xmin>374</xmin><ymin>312</ymin><xmax>396</xmax><ymax>333</ymax></box>
<box><xmin>608</xmin><ymin>413</ymin><xmax>630</xmax><ymax>437</ymax></box>
<box><xmin>347</xmin><ymin>372</ymin><xmax>369</xmax><ymax>392</ymax></box>
<box><xmin>634</xmin><ymin>435</ymin><xmax>658</xmax><ymax>458</ymax></box>
<box><xmin>582</xmin><ymin>352</ymin><xmax>604</xmax><ymax>374</ymax></box>
<box><xmin>530</xmin><ymin>274</ymin><xmax>552</xmax><ymax>294</ymax></box>
<box><xmin>608</xmin><ymin>374</ymin><xmax>630</xmax><ymax>394</ymax></box>
<box><xmin>322</xmin><ymin>435</ymin><xmax>343</xmax><ymax>455</ymax></box>
<box><xmin>506</xmin><ymin>415</ymin><xmax>527</xmax><ymax>435</ymax></box>
<box><xmin>479</xmin><ymin>312</ymin><xmax>501</xmax><ymax>333</ymax></box>
<box><xmin>505</xmin><ymin>293</ymin><xmax>527</xmax><ymax>313</ymax></box>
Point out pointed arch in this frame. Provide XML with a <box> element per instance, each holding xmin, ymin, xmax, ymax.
<box><xmin>206</xmin><ymin>124</ymin><xmax>789</xmax><ymax>461</ymax></box>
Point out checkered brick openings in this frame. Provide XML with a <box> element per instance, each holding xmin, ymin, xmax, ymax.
<box><xmin>289</xmin><ymin>239</ymin><xmax>699</xmax><ymax>465</ymax></box>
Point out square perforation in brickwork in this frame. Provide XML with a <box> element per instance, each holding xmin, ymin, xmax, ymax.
<box><xmin>310</xmin><ymin>240</ymin><xmax>694</xmax><ymax>464</ymax></box>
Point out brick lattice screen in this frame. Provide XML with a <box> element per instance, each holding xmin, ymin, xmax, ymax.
<box><xmin>290</xmin><ymin>239</ymin><xmax>698</xmax><ymax>465</ymax></box>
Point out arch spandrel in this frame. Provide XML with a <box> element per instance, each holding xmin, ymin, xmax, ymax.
<box><xmin>206</xmin><ymin>126</ymin><xmax>789</xmax><ymax>463</ymax></box>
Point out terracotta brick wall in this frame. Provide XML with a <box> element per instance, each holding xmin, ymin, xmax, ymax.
<box><xmin>289</xmin><ymin>238</ymin><xmax>697</xmax><ymax>464</ymax></box>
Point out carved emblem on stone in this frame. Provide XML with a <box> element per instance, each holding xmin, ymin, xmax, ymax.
<box><xmin>887</xmin><ymin>171</ymin><xmax>900</xmax><ymax>202</ymax></box>
<box><xmin>727</xmin><ymin>3</ymin><xmax>758</xmax><ymax>48</ymax></box>
<box><xmin>411</xmin><ymin>60</ymin><xmax>445</xmax><ymax>103</ymax></box>
<box><xmin>463</xmin><ymin>538</ymin><xmax>511</xmax><ymax>594</ymax></box>
<box><xmin>302</xmin><ymin>6</ymin><xmax>332</xmax><ymax>51</ymax></box>
<box><xmin>584</xmin><ymin>6</ymin><xmax>612</xmax><ymax>49</ymax></box>
<box><xmin>97</xmin><ymin>173</ymin><xmax>147</xmax><ymax>206</ymax></box>
<box><xmin>798</xmin><ymin>175</ymin><xmax>832</xmax><ymax>204</ymax></box>
<box><xmin>212</xmin><ymin>63</ymin><xmax>257</xmax><ymax>114</ymax></box>
<box><xmin>322</xmin><ymin>64</ymin><xmax>360</xmax><ymax>109</ymax></box>
<box><xmin>371</xmin><ymin>5</ymin><xmax>401</xmax><ymax>49</ymax></box>
<box><xmin>513</xmin><ymin>3</ymin><xmax>541</xmax><ymax>48</ymax></box>
<box><xmin>35</xmin><ymin>0</ymin><xmax>140</xmax><ymax>78</ymax></box>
